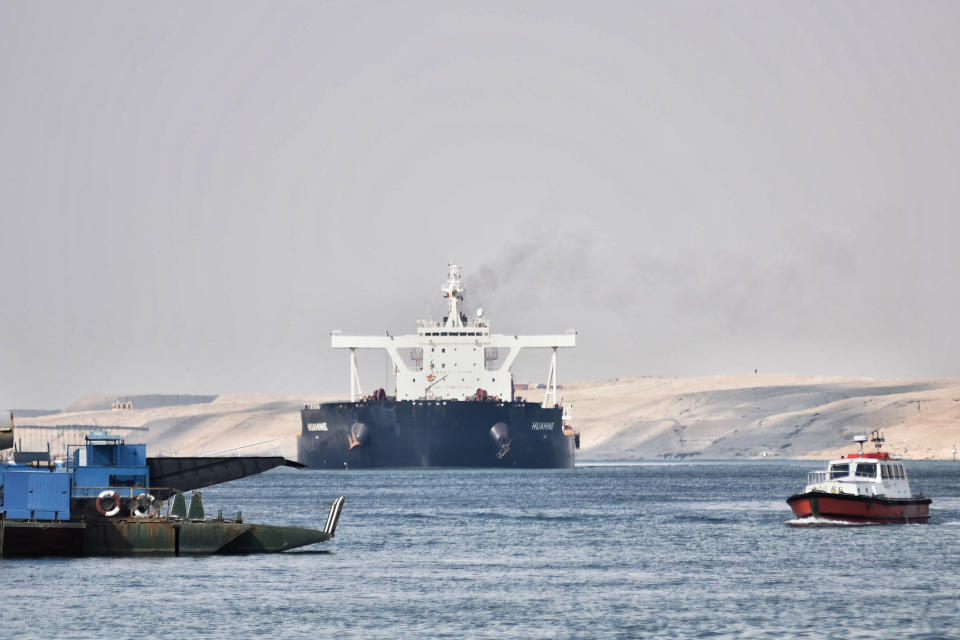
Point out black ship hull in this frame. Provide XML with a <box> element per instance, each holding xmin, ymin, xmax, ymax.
<box><xmin>298</xmin><ymin>400</ymin><xmax>575</xmax><ymax>469</ymax></box>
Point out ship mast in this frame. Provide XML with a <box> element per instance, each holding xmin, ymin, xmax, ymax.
<box><xmin>441</xmin><ymin>263</ymin><xmax>465</xmax><ymax>328</ymax></box>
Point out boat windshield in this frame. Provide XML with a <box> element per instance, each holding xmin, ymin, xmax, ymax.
<box><xmin>855</xmin><ymin>462</ymin><xmax>878</xmax><ymax>479</ymax></box>
<box><xmin>829</xmin><ymin>463</ymin><xmax>849</xmax><ymax>479</ymax></box>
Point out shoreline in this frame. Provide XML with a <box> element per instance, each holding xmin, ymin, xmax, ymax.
<box><xmin>10</xmin><ymin>374</ymin><xmax>960</xmax><ymax>461</ymax></box>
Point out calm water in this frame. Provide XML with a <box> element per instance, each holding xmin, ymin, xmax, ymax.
<box><xmin>3</xmin><ymin>461</ymin><xmax>960</xmax><ymax>639</ymax></box>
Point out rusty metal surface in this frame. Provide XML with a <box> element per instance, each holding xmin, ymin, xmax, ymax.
<box><xmin>178</xmin><ymin>521</ymin><xmax>247</xmax><ymax>553</ymax></box>
<box><xmin>1</xmin><ymin>492</ymin><xmax>339</xmax><ymax>555</ymax></box>
<box><xmin>219</xmin><ymin>523</ymin><xmax>330</xmax><ymax>554</ymax></box>
<box><xmin>1</xmin><ymin>519</ymin><xmax>86</xmax><ymax>556</ymax></box>
<box><xmin>73</xmin><ymin>518</ymin><xmax>329</xmax><ymax>555</ymax></box>
<box><xmin>2</xmin><ymin>521</ymin><xmax>85</xmax><ymax>528</ymax></box>
<box><xmin>83</xmin><ymin>520</ymin><xmax>176</xmax><ymax>555</ymax></box>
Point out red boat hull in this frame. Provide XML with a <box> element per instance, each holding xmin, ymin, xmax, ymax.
<box><xmin>787</xmin><ymin>491</ymin><xmax>931</xmax><ymax>524</ymax></box>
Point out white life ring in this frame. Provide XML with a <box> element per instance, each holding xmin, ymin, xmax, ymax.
<box><xmin>131</xmin><ymin>493</ymin><xmax>160</xmax><ymax>518</ymax></box>
<box><xmin>96</xmin><ymin>490</ymin><xmax>121</xmax><ymax>517</ymax></box>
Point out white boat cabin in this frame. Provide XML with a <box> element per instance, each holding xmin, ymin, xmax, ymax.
<box><xmin>803</xmin><ymin>433</ymin><xmax>913</xmax><ymax>499</ymax></box>
<box><xmin>804</xmin><ymin>457</ymin><xmax>912</xmax><ymax>499</ymax></box>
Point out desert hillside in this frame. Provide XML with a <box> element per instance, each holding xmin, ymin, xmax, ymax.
<box><xmin>559</xmin><ymin>375</ymin><xmax>960</xmax><ymax>460</ymax></box>
<box><xmin>12</xmin><ymin>374</ymin><xmax>960</xmax><ymax>461</ymax></box>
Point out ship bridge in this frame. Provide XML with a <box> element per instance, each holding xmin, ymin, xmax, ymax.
<box><xmin>331</xmin><ymin>264</ymin><xmax>576</xmax><ymax>406</ymax></box>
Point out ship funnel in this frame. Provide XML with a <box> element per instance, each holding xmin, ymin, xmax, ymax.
<box><xmin>1</xmin><ymin>412</ymin><xmax>14</xmax><ymax>451</ymax></box>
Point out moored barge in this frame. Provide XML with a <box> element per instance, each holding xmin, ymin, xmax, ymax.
<box><xmin>1</xmin><ymin>416</ymin><xmax>344</xmax><ymax>556</ymax></box>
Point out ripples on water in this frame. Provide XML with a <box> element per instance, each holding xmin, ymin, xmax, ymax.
<box><xmin>3</xmin><ymin>461</ymin><xmax>960</xmax><ymax>639</ymax></box>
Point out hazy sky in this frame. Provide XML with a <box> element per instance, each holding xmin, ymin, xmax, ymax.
<box><xmin>2</xmin><ymin>1</ymin><xmax>959</xmax><ymax>408</ymax></box>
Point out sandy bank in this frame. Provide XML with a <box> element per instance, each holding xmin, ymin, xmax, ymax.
<box><xmin>14</xmin><ymin>374</ymin><xmax>960</xmax><ymax>461</ymax></box>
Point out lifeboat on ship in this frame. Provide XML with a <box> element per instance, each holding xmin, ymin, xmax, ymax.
<box><xmin>786</xmin><ymin>431</ymin><xmax>931</xmax><ymax>525</ymax></box>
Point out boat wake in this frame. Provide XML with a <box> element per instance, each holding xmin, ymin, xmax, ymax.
<box><xmin>785</xmin><ymin>516</ymin><xmax>872</xmax><ymax>527</ymax></box>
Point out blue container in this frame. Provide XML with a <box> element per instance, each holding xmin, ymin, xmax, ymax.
<box><xmin>0</xmin><ymin>469</ymin><xmax>71</xmax><ymax>520</ymax></box>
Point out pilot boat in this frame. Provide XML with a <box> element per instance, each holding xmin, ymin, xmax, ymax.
<box><xmin>786</xmin><ymin>431</ymin><xmax>931</xmax><ymax>525</ymax></box>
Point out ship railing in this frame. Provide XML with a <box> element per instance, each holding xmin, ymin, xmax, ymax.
<box><xmin>72</xmin><ymin>485</ymin><xmax>177</xmax><ymax>502</ymax></box>
<box><xmin>70</xmin><ymin>485</ymin><xmax>175</xmax><ymax>518</ymax></box>
<box><xmin>417</xmin><ymin>319</ymin><xmax>488</xmax><ymax>327</ymax></box>
<box><xmin>807</xmin><ymin>471</ymin><xmax>829</xmax><ymax>485</ymax></box>
<box><xmin>74</xmin><ymin>485</ymin><xmax>144</xmax><ymax>498</ymax></box>
<box><xmin>416</xmin><ymin>320</ymin><xmax>490</xmax><ymax>331</ymax></box>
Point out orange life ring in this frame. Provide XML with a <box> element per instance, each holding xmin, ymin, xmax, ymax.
<box><xmin>96</xmin><ymin>490</ymin><xmax>121</xmax><ymax>517</ymax></box>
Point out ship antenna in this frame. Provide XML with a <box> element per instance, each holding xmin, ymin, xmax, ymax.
<box><xmin>441</xmin><ymin>263</ymin><xmax>465</xmax><ymax>328</ymax></box>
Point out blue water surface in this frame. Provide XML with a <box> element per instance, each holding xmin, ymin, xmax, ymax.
<box><xmin>2</xmin><ymin>460</ymin><xmax>959</xmax><ymax>639</ymax></box>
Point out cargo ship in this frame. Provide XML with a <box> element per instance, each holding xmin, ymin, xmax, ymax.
<box><xmin>298</xmin><ymin>264</ymin><xmax>578</xmax><ymax>468</ymax></box>
<box><xmin>786</xmin><ymin>431</ymin><xmax>931</xmax><ymax>525</ymax></box>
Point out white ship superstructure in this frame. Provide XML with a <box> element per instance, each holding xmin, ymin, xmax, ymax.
<box><xmin>331</xmin><ymin>263</ymin><xmax>576</xmax><ymax>404</ymax></box>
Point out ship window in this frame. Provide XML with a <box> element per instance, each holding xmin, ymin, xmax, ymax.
<box><xmin>110</xmin><ymin>474</ymin><xmax>146</xmax><ymax>487</ymax></box>
<box><xmin>881</xmin><ymin>465</ymin><xmax>890</xmax><ymax>479</ymax></box>
<box><xmin>829</xmin><ymin>464</ymin><xmax>849</xmax><ymax>479</ymax></box>
<box><xmin>484</xmin><ymin>347</ymin><xmax>509</xmax><ymax>371</ymax></box>
<box><xmin>442</xmin><ymin>364</ymin><xmax>446</xmax><ymax>368</ymax></box>
<box><xmin>855</xmin><ymin>463</ymin><xmax>877</xmax><ymax>478</ymax></box>
<box><xmin>442</xmin><ymin>348</ymin><xmax>446</xmax><ymax>353</ymax></box>
<box><xmin>897</xmin><ymin>465</ymin><xmax>904</xmax><ymax>479</ymax></box>
<box><xmin>400</xmin><ymin>347</ymin><xmax>423</xmax><ymax>371</ymax></box>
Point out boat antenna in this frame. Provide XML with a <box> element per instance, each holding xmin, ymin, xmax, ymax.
<box><xmin>871</xmin><ymin>430</ymin><xmax>885</xmax><ymax>452</ymax></box>
<box><xmin>854</xmin><ymin>434</ymin><xmax>868</xmax><ymax>455</ymax></box>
